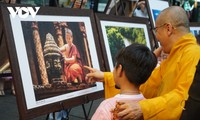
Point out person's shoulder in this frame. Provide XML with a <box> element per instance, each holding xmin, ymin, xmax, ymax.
<box><xmin>95</xmin><ymin>97</ymin><xmax>116</xmax><ymax>117</ymax></box>
<box><xmin>183</xmin><ymin>34</ymin><xmax>200</xmax><ymax>52</ymax></box>
<box><xmin>186</xmin><ymin>44</ymin><xmax>200</xmax><ymax>52</ymax></box>
<box><xmin>100</xmin><ymin>97</ymin><xmax>117</xmax><ymax>106</ymax></box>
<box><xmin>182</xmin><ymin>43</ymin><xmax>200</xmax><ymax>58</ymax></box>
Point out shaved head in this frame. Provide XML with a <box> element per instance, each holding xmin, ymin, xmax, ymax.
<box><xmin>156</xmin><ymin>6</ymin><xmax>190</xmax><ymax>32</ymax></box>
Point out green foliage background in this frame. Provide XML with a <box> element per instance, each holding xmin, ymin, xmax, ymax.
<box><xmin>105</xmin><ymin>26</ymin><xmax>146</xmax><ymax>64</ymax></box>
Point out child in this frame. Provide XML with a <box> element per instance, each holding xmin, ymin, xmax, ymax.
<box><xmin>91</xmin><ymin>43</ymin><xmax>157</xmax><ymax>120</ymax></box>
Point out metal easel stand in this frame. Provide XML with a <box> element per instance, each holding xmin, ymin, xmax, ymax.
<box><xmin>46</xmin><ymin>100</ymin><xmax>94</xmax><ymax>120</ymax></box>
<box><xmin>81</xmin><ymin>100</ymin><xmax>94</xmax><ymax>120</ymax></box>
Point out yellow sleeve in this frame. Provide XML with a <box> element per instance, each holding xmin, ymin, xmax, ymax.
<box><xmin>140</xmin><ymin>67</ymin><xmax>162</xmax><ymax>98</ymax></box>
<box><xmin>139</xmin><ymin>91</ymin><xmax>180</xmax><ymax>119</ymax></box>
<box><xmin>104</xmin><ymin>72</ymin><xmax>120</xmax><ymax>99</ymax></box>
<box><xmin>139</xmin><ymin>49</ymin><xmax>200</xmax><ymax>120</ymax></box>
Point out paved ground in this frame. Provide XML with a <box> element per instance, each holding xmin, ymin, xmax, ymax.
<box><xmin>0</xmin><ymin>90</ymin><xmax>104</xmax><ymax>120</ymax></box>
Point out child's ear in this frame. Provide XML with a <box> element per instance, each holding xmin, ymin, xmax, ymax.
<box><xmin>116</xmin><ymin>64</ymin><xmax>123</xmax><ymax>77</ymax></box>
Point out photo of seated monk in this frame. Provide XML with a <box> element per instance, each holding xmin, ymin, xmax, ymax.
<box><xmin>59</xmin><ymin>28</ymin><xmax>84</xmax><ymax>84</ymax></box>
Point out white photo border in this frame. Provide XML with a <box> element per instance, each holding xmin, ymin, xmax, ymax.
<box><xmin>9</xmin><ymin>15</ymin><xmax>103</xmax><ymax>109</ymax></box>
<box><xmin>101</xmin><ymin>21</ymin><xmax>151</xmax><ymax>71</ymax></box>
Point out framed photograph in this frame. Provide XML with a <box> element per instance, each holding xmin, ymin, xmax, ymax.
<box><xmin>1</xmin><ymin>4</ymin><xmax>104</xmax><ymax>119</ymax></box>
<box><xmin>146</xmin><ymin>0</ymin><xmax>169</xmax><ymax>47</ymax></box>
<box><xmin>95</xmin><ymin>13</ymin><xmax>153</xmax><ymax>71</ymax></box>
<box><xmin>59</xmin><ymin>0</ymin><xmax>95</xmax><ymax>9</ymax></box>
<box><xmin>190</xmin><ymin>22</ymin><xmax>200</xmax><ymax>36</ymax></box>
<box><xmin>146</xmin><ymin>0</ymin><xmax>169</xmax><ymax>27</ymax></box>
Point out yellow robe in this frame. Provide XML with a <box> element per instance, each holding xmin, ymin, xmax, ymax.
<box><xmin>103</xmin><ymin>33</ymin><xmax>200</xmax><ymax>120</ymax></box>
<box><xmin>104</xmin><ymin>72</ymin><xmax>120</xmax><ymax>99</ymax></box>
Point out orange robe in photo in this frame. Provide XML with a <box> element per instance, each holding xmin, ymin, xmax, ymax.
<box><xmin>63</xmin><ymin>44</ymin><xmax>84</xmax><ymax>83</ymax></box>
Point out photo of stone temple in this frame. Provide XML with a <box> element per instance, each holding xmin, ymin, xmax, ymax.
<box><xmin>21</xmin><ymin>21</ymin><xmax>96</xmax><ymax>100</ymax></box>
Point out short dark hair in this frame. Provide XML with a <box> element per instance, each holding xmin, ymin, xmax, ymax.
<box><xmin>115</xmin><ymin>43</ymin><xmax>157</xmax><ymax>86</ymax></box>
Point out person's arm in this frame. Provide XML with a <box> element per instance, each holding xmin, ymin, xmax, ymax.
<box><xmin>153</xmin><ymin>47</ymin><xmax>162</xmax><ymax>57</ymax></box>
<box><xmin>64</xmin><ymin>45</ymin><xmax>78</xmax><ymax>63</ymax></box>
<box><xmin>116</xmin><ymin>100</ymin><xmax>143</xmax><ymax>120</ymax></box>
<box><xmin>140</xmin><ymin>67</ymin><xmax>162</xmax><ymax>98</ymax></box>
<box><xmin>117</xmin><ymin>48</ymin><xmax>200</xmax><ymax>120</ymax></box>
<box><xmin>84</xmin><ymin>66</ymin><xmax>120</xmax><ymax>98</ymax></box>
<box><xmin>104</xmin><ymin>72</ymin><xmax>120</xmax><ymax>99</ymax></box>
<box><xmin>63</xmin><ymin>55</ymin><xmax>76</xmax><ymax>63</ymax></box>
<box><xmin>84</xmin><ymin>66</ymin><xmax>104</xmax><ymax>82</ymax></box>
<box><xmin>139</xmin><ymin>51</ymin><xmax>200</xmax><ymax>119</ymax></box>
<box><xmin>59</xmin><ymin>45</ymin><xmax>66</xmax><ymax>52</ymax></box>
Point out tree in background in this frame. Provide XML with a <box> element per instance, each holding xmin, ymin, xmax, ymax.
<box><xmin>105</xmin><ymin>26</ymin><xmax>146</xmax><ymax>64</ymax></box>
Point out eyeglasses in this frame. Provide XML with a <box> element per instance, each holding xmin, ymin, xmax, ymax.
<box><xmin>152</xmin><ymin>23</ymin><xmax>167</xmax><ymax>35</ymax></box>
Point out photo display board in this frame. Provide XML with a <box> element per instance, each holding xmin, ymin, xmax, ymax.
<box><xmin>95</xmin><ymin>13</ymin><xmax>153</xmax><ymax>71</ymax></box>
<box><xmin>0</xmin><ymin>4</ymin><xmax>104</xmax><ymax>119</ymax></box>
<box><xmin>190</xmin><ymin>22</ymin><xmax>200</xmax><ymax>36</ymax></box>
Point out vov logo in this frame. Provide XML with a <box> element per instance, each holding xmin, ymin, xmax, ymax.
<box><xmin>7</xmin><ymin>7</ymin><xmax>40</xmax><ymax>18</ymax></box>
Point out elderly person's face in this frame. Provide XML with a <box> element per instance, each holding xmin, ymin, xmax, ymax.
<box><xmin>153</xmin><ymin>21</ymin><xmax>170</xmax><ymax>53</ymax></box>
